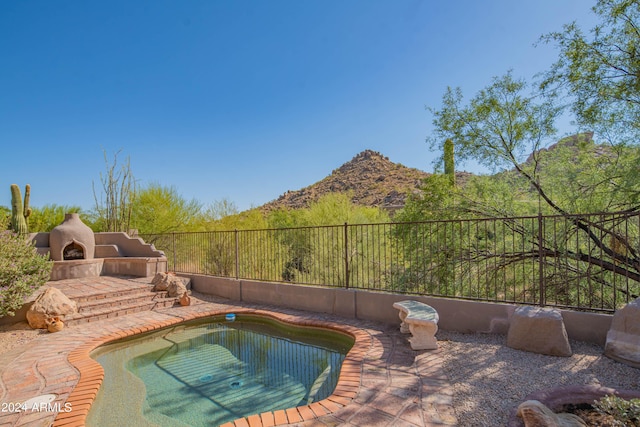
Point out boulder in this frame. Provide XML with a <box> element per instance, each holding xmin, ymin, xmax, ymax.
<box><xmin>517</xmin><ymin>400</ymin><xmax>586</xmax><ymax>427</ymax></box>
<box><xmin>604</xmin><ymin>297</ymin><xmax>640</xmax><ymax>368</ymax></box>
<box><xmin>507</xmin><ymin>306</ymin><xmax>572</xmax><ymax>357</ymax></box>
<box><xmin>151</xmin><ymin>272</ymin><xmax>171</xmax><ymax>291</ymax></box>
<box><xmin>151</xmin><ymin>272</ymin><xmax>191</xmax><ymax>294</ymax></box>
<box><xmin>26</xmin><ymin>287</ymin><xmax>77</xmax><ymax>329</ymax></box>
<box><xmin>167</xmin><ymin>279</ymin><xmax>188</xmax><ymax>298</ymax></box>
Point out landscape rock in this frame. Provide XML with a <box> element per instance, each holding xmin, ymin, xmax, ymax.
<box><xmin>151</xmin><ymin>272</ymin><xmax>191</xmax><ymax>293</ymax></box>
<box><xmin>46</xmin><ymin>316</ymin><xmax>64</xmax><ymax>333</ymax></box>
<box><xmin>517</xmin><ymin>400</ymin><xmax>586</xmax><ymax>427</ymax></box>
<box><xmin>604</xmin><ymin>297</ymin><xmax>640</xmax><ymax>368</ymax></box>
<box><xmin>26</xmin><ymin>287</ymin><xmax>77</xmax><ymax>329</ymax></box>
<box><xmin>151</xmin><ymin>272</ymin><xmax>171</xmax><ymax>291</ymax></box>
<box><xmin>507</xmin><ymin>306</ymin><xmax>572</xmax><ymax>357</ymax></box>
<box><xmin>179</xmin><ymin>292</ymin><xmax>191</xmax><ymax>306</ymax></box>
<box><xmin>167</xmin><ymin>279</ymin><xmax>188</xmax><ymax>298</ymax></box>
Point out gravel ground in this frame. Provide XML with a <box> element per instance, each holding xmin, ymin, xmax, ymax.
<box><xmin>0</xmin><ymin>322</ymin><xmax>44</xmax><ymax>356</ymax></box>
<box><xmin>437</xmin><ymin>330</ymin><xmax>640</xmax><ymax>426</ymax></box>
<box><xmin>1</xmin><ymin>324</ymin><xmax>639</xmax><ymax>426</ymax></box>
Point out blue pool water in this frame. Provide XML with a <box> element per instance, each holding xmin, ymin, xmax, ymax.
<box><xmin>87</xmin><ymin>315</ymin><xmax>353</xmax><ymax>427</ymax></box>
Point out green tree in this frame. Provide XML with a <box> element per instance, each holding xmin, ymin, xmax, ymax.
<box><xmin>130</xmin><ymin>183</ymin><xmax>202</xmax><ymax>235</ymax></box>
<box><xmin>541</xmin><ymin>0</ymin><xmax>640</xmax><ymax>143</ymax></box>
<box><xmin>533</xmin><ymin>133</ymin><xmax>640</xmax><ymax>213</ymax></box>
<box><xmin>267</xmin><ymin>193</ymin><xmax>390</xmax><ymax>285</ymax></box>
<box><xmin>428</xmin><ymin>71</ymin><xmax>562</xmax><ymax>214</ymax></box>
<box><xmin>268</xmin><ymin>192</ymin><xmax>390</xmax><ymax>228</ymax></box>
<box><xmin>422</xmin><ymin>69</ymin><xmax>640</xmax><ymax>306</ymax></box>
<box><xmin>202</xmin><ymin>198</ymin><xmax>240</xmax><ymax>222</ymax></box>
<box><xmin>28</xmin><ymin>204</ymin><xmax>83</xmax><ymax>232</ymax></box>
<box><xmin>303</xmin><ymin>192</ymin><xmax>390</xmax><ymax>226</ymax></box>
<box><xmin>396</xmin><ymin>175</ymin><xmax>459</xmax><ymax>222</ymax></box>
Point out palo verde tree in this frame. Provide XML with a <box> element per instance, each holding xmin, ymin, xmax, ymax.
<box><xmin>541</xmin><ymin>0</ymin><xmax>640</xmax><ymax>148</ymax></box>
<box><xmin>539</xmin><ymin>0</ymin><xmax>640</xmax><ymax>300</ymax></box>
<box><xmin>420</xmin><ymin>64</ymin><xmax>640</xmax><ymax>308</ymax></box>
<box><xmin>28</xmin><ymin>204</ymin><xmax>82</xmax><ymax>232</ymax></box>
<box><xmin>428</xmin><ymin>72</ymin><xmax>561</xmax><ymax>203</ymax></box>
<box><xmin>130</xmin><ymin>183</ymin><xmax>202</xmax><ymax>235</ymax></box>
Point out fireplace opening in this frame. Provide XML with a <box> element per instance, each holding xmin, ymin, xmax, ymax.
<box><xmin>63</xmin><ymin>242</ymin><xmax>85</xmax><ymax>260</ymax></box>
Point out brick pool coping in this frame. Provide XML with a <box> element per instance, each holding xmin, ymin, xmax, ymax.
<box><xmin>51</xmin><ymin>307</ymin><xmax>371</xmax><ymax>427</ymax></box>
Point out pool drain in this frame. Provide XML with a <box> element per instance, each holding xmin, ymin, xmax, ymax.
<box><xmin>229</xmin><ymin>380</ymin><xmax>242</xmax><ymax>389</ymax></box>
<box><xmin>198</xmin><ymin>374</ymin><xmax>214</xmax><ymax>383</ymax></box>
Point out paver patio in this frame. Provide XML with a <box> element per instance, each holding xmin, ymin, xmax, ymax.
<box><xmin>0</xmin><ymin>276</ymin><xmax>456</xmax><ymax>427</ymax></box>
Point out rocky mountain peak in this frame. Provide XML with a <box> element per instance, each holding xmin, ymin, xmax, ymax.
<box><xmin>261</xmin><ymin>150</ymin><xmax>430</xmax><ymax>213</ymax></box>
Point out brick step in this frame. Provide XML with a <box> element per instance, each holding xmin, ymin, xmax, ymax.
<box><xmin>64</xmin><ymin>296</ymin><xmax>178</xmax><ymax>326</ymax></box>
<box><xmin>70</xmin><ymin>285</ymin><xmax>157</xmax><ymax>303</ymax></box>
<box><xmin>75</xmin><ymin>291</ymin><xmax>169</xmax><ymax>313</ymax></box>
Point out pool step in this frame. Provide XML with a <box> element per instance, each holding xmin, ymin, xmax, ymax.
<box><xmin>64</xmin><ymin>288</ymin><xmax>179</xmax><ymax>326</ymax></box>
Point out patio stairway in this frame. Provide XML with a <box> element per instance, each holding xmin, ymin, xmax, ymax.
<box><xmin>63</xmin><ymin>284</ymin><xmax>178</xmax><ymax>326</ymax></box>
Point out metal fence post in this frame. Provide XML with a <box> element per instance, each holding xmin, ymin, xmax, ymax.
<box><xmin>172</xmin><ymin>233</ymin><xmax>176</xmax><ymax>271</ymax></box>
<box><xmin>234</xmin><ymin>229</ymin><xmax>240</xmax><ymax>280</ymax></box>
<box><xmin>538</xmin><ymin>213</ymin><xmax>545</xmax><ymax>306</ymax></box>
<box><xmin>344</xmin><ymin>222</ymin><xmax>349</xmax><ymax>289</ymax></box>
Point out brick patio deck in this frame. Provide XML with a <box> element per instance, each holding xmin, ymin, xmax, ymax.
<box><xmin>0</xmin><ymin>277</ymin><xmax>456</xmax><ymax>427</ymax></box>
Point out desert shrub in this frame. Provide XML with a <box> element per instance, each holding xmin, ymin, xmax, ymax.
<box><xmin>594</xmin><ymin>395</ymin><xmax>640</xmax><ymax>427</ymax></box>
<box><xmin>0</xmin><ymin>228</ymin><xmax>53</xmax><ymax>317</ymax></box>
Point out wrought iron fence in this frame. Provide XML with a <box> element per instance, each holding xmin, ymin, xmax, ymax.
<box><xmin>142</xmin><ymin>211</ymin><xmax>640</xmax><ymax>313</ymax></box>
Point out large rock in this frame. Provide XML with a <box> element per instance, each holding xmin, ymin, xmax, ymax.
<box><xmin>167</xmin><ymin>279</ymin><xmax>187</xmax><ymax>298</ymax></box>
<box><xmin>26</xmin><ymin>287</ymin><xmax>78</xmax><ymax>329</ymax></box>
<box><xmin>604</xmin><ymin>297</ymin><xmax>640</xmax><ymax>368</ymax></box>
<box><xmin>151</xmin><ymin>272</ymin><xmax>190</xmax><ymax>297</ymax></box>
<box><xmin>517</xmin><ymin>400</ymin><xmax>586</xmax><ymax>427</ymax></box>
<box><xmin>151</xmin><ymin>272</ymin><xmax>171</xmax><ymax>291</ymax></box>
<box><xmin>507</xmin><ymin>306</ymin><xmax>572</xmax><ymax>357</ymax></box>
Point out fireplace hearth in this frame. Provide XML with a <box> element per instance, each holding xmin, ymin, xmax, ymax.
<box><xmin>63</xmin><ymin>243</ymin><xmax>85</xmax><ymax>260</ymax></box>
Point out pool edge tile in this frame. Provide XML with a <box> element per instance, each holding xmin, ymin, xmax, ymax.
<box><xmin>53</xmin><ymin>307</ymin><xmax>369</xmax><ymax>427</ymax></box>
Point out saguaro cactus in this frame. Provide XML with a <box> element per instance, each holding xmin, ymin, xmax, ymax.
<box><xmin>10</xmin><ymin>184</ymin><xmax>31</xmax><ymax>235</ymax></box>
<box><xmin>444</xmin><ymin>139</ymin><xmax>455</xmax><ymax>186</ymax></box>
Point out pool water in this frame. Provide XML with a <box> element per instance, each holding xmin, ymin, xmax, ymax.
<box><xmin>86</xmin><ymin>315</ymin><xmax>353</xmax><ymax>427</ymax></box>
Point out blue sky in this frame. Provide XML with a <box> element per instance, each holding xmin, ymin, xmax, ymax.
<box><xmin>0</xmin><ymin>1</ymin><xmax>598</xmax><ymax>213</ymax></box>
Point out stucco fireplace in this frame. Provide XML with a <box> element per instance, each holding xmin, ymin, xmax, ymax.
<box><xmin>49</xmin><ymin>213</ymin><xmax>95</xmax><ymax>261</ymax></box>
<box><xmin>30</xmin><ymin>213</ymin><xmax>167</xmax><ymax>280</ymax></box>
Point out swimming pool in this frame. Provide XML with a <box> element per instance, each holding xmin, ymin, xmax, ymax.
<box><xmin>86</xmin><ymin>314</ymin><xmax>354</xmax><ymax>427</ymax></box>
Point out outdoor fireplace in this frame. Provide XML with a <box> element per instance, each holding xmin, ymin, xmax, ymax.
<box><xmin>49</xmin><ymin>213</ymin><xmax>95</xmax><ymax>262</ymax></box>
<box><xmin>30</xmin><ymin>212</ymin><xmax>167</xmax><ymax>280</ymax></box>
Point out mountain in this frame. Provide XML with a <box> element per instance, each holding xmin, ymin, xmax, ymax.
<box><xmin>259</xmin><ymin>133</ymin><xmax>599</xmax><ymax>214</ymax></box>
<box><xmin>260</xmin><ymin>150</ymin><xmax>430</xmax><ymax>213</ymax></box>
